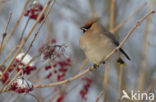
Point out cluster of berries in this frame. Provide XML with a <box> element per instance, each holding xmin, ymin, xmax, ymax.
<box><xmin>0</xmin><ymin>53</ymin><xmax>35</xmax><ymax>93</ymax></box>
<box><xmin>56</xmin><ymin>95</ymin><xmax>65</xmax><ymax>102</ymax></box>
<box><xmin>0</xmin><ymin>65</ymin><xmax>8</xmax><ymax>83</ymax></box>
<box><xmin>24</xmin><ymin>0</ymin><xmax>44</xmax><ymax>22</ymax></box>
<box><xmin>80</xmin><ymin>77</ymin><xmax>92</xmax><ymax>100</ymax></box>
<box><xmin>39</xmin><ymin>38</ymin><xmax>71</xmax><ymax>81</ymax></box>
<box><xmin>10</xmin><ymin>53</ymin><xmax>36</xmax><ymax>75</ymax></box>
<box><xmin>38</xmin><ymin>39</ymin><xmax>67</xmax><ymax>60</ymax></box>
<box><xmin>9</xmin><ymin>77</ymin><xmax>33</xmax><ymax>93</ymax></box>
<box><xmin>45</xmin><ymin>57</ymin><xmax>71</xmax><ymax>81</ymax></box>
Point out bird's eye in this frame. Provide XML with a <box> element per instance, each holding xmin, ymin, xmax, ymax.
<box><xmin>80</xmin><ymin>24</ymin><xmax>92</xmax><ymax>32</ymax></box>
<box><xmin>80</xmin><ymin>27</ymin><xmax>87</xmax><ymax>32</ymax></box>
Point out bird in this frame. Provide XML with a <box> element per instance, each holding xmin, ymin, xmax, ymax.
<box><xmin>79</xmin><ymin>18</ymin><xmax>130</xmax><ymax>68</ymax></box>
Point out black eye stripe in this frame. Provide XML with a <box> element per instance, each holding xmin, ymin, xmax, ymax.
<box><xmin>80</xmin><ymin>24</ymin><xmax>93</xmax><ymax>32</ymax></box>
<box><xmin>86</xmin><ymin>24</ymin><xmax>92</xmax><ymax>29</ymax></box>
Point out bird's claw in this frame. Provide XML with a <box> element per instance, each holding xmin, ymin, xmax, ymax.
<box><xmin>93</xmin><ymin>64</ymin><xmax>99</xmax><ymax>69</ymax></box>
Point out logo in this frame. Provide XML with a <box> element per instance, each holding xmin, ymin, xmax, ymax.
<box><xmin>121</xmin><ymin>90</ymin><xmax>155</xmax><ymax>101</ymax></box>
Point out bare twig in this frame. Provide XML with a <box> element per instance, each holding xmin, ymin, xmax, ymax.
<box><xmin>109</xmin><ymin>0</ymin><xmax>115</xmax><ymax>32</ymax></box>
<box><xmin>103</xmin><ymin>1</ymin><xmax>116</xmax><ymax>101</ymax></box>
<box><xmin>77</xmin><ymin>59</ymin><xmax>88</xmax><ymax>73</ymax></box>
<box><xmin>146</xmin><ymin>78</ymin><xmax>156</xmax><ymax>94</ymax></box>
<box><xmin>0</xmin><ymin>45</ymin><xmax>19</xmax><ymax>67</ymax></box>
<box><xmin>140</xmin><ymin>78</ymin><xmax>156</xmax><ymax>102</ymax></box>
<box><xmin>117</xmin><ymin>64</ymin><xmax>123</xmax><ymax>102</ymax></box>
<box><xmin>103</xmin><ymin>64</ymin><xmax>110</xmax><ymax>102</ymax></box>
<box><xmin>4</xmin><ymin>12</ymin><xmax>12</xmax><ymax>33</ymax></box>
<box><xmin>112</xmin><ymin>2</ymin><xmax>147</xmax><ymax>33</ymax></box>
<box><xmin>15</xmin><ymin>93</ymin><xmax>40</xmax><ymax>102</ymax></box>
<box><xmin>18</xmin><ymin>18</ymin><xmax>30</xmax><ymax>43</ymax></box>
<box><xmin>2</xmin><ymin>0</ymin><xmax>30</xmax><ymax>51</ymax></box>
<box><xmin>137</xmin><ymin>0</ymin><xmax>154</xmax><ymax>91</ymax></box>
<box><xmin>95</xmin><ymin>91</ymin><xmax>104</xmax><ymax>102</ymax></box>
<box><xmin>89</xmin><ymin>0</ymin><xmax>97</xmax><ymax>17</ymax></box>
<box><xmin>0</xmin><ymin>12</ymin><xmax>12</xmax><ymax>53</ymax></box>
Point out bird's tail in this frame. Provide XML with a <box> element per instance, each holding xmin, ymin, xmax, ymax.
<box><xmin>119</xmin><ymin>48</ymin><xmax>130</xmax><ymax>60</ymax></box>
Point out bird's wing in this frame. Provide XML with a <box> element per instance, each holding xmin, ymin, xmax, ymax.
<box><xmin>102</xmin><ymin>29</ymin><xmax>131</xmax><ymax>60</ymax></box>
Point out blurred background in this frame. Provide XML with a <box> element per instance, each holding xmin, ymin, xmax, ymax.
<box><xmin>0</xmin><ymin>0</ymin><xmax>156</xmax><ymax>102</ymax></box>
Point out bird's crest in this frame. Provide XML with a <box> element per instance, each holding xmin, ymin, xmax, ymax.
<box><xmin>80</xmin><ymin>18</ymin><xmax>100</xmax><ymax>32</ymax></box>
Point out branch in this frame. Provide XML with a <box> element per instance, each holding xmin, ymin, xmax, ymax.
<box><xmin>137</xmin><ymin>0</ymin><xmax>154</xmax><ymax>91</ymax></box>
<box><xmin>112</xmin><ymin>2</ymin><xmax>147</xmax><ymax>33</ymax></box>
<box><xmin>95</xmin><ymin>91</ymin><xmax>104</xmax><ymax>102</ymax></box>
<box><xmin>0</xmin><ymin>11</ymin><xmax>12</xmax><ymax>53</ymax></box>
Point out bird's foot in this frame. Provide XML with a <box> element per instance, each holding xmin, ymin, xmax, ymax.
<box><xmin>93</xmin><ymin>64</ymin><xmax>99</xmax><ymax>69</ymax></box>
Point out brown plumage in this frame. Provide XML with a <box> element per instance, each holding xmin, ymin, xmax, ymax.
<box><xmin>79</xmin><ymin>18</ymin><xmax>130</xmax><ymax>66</ymax></box>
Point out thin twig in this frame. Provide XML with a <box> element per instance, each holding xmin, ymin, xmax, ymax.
<box><xmin>15</xmin><ymin>94</ymin><xmax>25</xmax><ymax>102</ymax></box>
<box><xmin>103</xmin><ymin>64</ymin><xmax>110</xmax><ymax>102</ymax></box>
<box><xmin>27</xmin><ymin>93</ymin><xmax>41</xmax><ymax>102</ymax></box>
<box><xmin>16</xmin><ymin>93</ymin><xmax>40</xmax><ymax>102</ymax></box>
<box><xmin>117</xmin><ymin>64</ymin><xmax>123</xmax><ymax>102</ymax></box>
<box><xmin>77</xmin><ymin>59</ymin><xmax>88</xmax><ymax>73</ymax></box>
<box><xmin>112</xmin><ymin>2</ymin><xmax>147</xmax><ymax>33</ymax></box>
<box><xmin>109</xmin><ymin>0</ymin><xmax>115</xmax><ymax>32</ymax></box>
<box><xmin>4</xmin><ymin>12</ymin><xmax>12</xmax><ymax>33</ymax></box>
<box><xmin>0</xmin><ymin>11</ymin><xmax>12</xmax><ymax>53</ymax></box>
<box><xmin>89</xmin><ymin>0</ymin><xmax>97</xmax><ymax>17</ymax></box>
<box><xmin>146</xmin><ymin>78</ymin><xmax>156</xmax><ymax>94</ymax></box>
<box><xmin>18</xmin><ymin>17</ymin><xmax>30</xmax><ymax>43</ymax></box>
<box><xmin>103</xmin><ymin>0</ymin><xmax>116</xmax><ymax>101</ymax></box>
<box><xmin>95</xmin><ymin>91</ymin><xmax>104</xmax><ymax>102</ymax></box>
<box><xmin>140</xmin><ymin>78</ymin><xmax>156</xmax><ymax>102</ymax></box>
<box><xmin>0</xmin><ymin>45</ymin><xmax>19</xmax><ymax>67</ymax></box>
<box><xmin>6</xmin><ymin>93</ymin><xmax>14</xmax><ymax>102</ymax></box>
<box><xmin>137</xmin><ymin>1</ymin><xmax>154</xmax><ymax>92</ymax></box>
<box><xmin>1</xmin><ymin>0</ymin><xmax>30</xmax><ymax>51</ymax></box>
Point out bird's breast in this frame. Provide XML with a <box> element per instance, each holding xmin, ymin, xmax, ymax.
<box><xmin>79</xmin><ymin>33</ymin><xmax>118</xmax><ymax>64</ymax></box>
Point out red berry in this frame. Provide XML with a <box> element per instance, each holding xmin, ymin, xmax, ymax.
<box><xmin>46</xmin><ymin>72</ymin><xmax>52</xmax><ymax>79</ymax></box>
<box><xmin>51</xmin><ymin>39</ymin><xmax>56</xmax><ymax>44</ymax></box>
<box><xmin>45</xmin><ymin>65</ymin><xmax>51</xmax><ymax>70</ymax></box>
<box><xmin>25</xmin><ymin>90</ymin><xmax>29</xmax><ymax>93</ymax></box>
<box><xmin>58</xmin><ymin>68</ymin><xmax>67</xmax><ymax>72</ymax></box>
<box><xmin>56</xmin><ymin>96</ymin><xmax>64</xmax><ymax>102</ymax></box>
<box><xmin>66</xmin><ymin>58</ymin><xmax>71</xmax><ymax>63</ymax></box>
<box><xmin>53</xmin><ymin>63</ymin><xmax>57</xmax><ymax>68</ymax></box>
<box><xmin>17</xmin><ymin>68</ymin><xmax>21</xmax><ymax>72</ymax></box>
<box><xmin>54</xmin><ymin>70</ymin><xmax>57</xmax><ymax>74</ymax></box>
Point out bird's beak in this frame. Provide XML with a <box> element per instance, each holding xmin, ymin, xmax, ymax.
<box><xmin>80</xmin><ymin>27</ymin><xmax>85</xmax><ymax>30</ymax></box>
